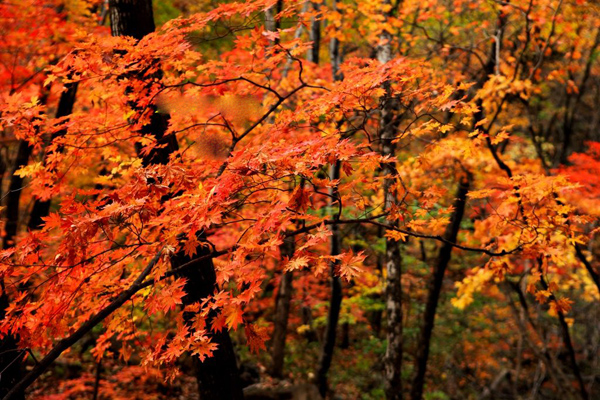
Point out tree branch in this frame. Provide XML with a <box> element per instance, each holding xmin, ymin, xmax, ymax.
<box><xmin>2</xmin><ymin>248</ymin><xmax>163</xmax><ymax>400</ymax></box>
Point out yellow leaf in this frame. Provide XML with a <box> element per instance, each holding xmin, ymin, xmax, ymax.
<box><xmin>467</xmin><ymin>189</ymin><xmax>497</xmax><ymax>199</ymax></box>
<box><xmin>451</xmin><ymin>268</ymin><xmax>494</xmax><ymax>310</ymax></box>
<box><xmin>15</xmin><ymin>162</ymin><xmax>43</xmax><ymax>178</ymax></box>
<box><xmin>44</xmin><ymin>75</ymin><xmax>57</xmax><ymax>87</ymax></box>
<box><xmin>25</xmin><ymin>95</ymin><xmax>39</xmax><ymax>108</ymax></box>
<box><xmin>385</xmin><ymin>230</ymin><xmax>407</xmax><ymax>242</ymax></box>
<box><xmin>124</xmin><ymin>109</ymin><xmax>135</xmax><ymax>120</ymax></box>
<box><xmin>475</xmin><ymin>118</ymin><xmax>488</xmax><ymax>128</ymax></box>
<box><xmin>439</xmin><ymin>124</ymin><xmax>453</xmax><ymax>133</ymax></box>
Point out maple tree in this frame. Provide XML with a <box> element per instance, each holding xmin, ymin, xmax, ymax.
<box><xmin>0</xmin><ymin>0</ymin><xmax>599</xmax><ymax>399</ymax></box>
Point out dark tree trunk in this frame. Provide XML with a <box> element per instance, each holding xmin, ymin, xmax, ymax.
<box><xmin>410</xmin><ymin>177</ymin><xmax>470</xmax><ymax>400</ymax></box>
<box><xmin>558</xmin><ymin>29</ymin><xmax>600</xmax><ymax>166</ymax></box>
<box><xmin>172</xmin><ymin>246</ymin><xmax>244</xmax><ymax>400</ymax></box>
<box><xmin>315</xmin><ymin>161</ymin><xmax>343</xmax><ymax>398</ymax></box>
<box><xmin>92</xmin><ymin>358</ymin><xmax>102</xmax><ymax>400</ymax></box>
<box><xmin>315</xmin><ymin>29</ymin><xmax>344</xmax><ymax>395</ymax></box>
<box><xmin>109</xmin><ymin>1</ymin><xmax>243</xmax><ymax>398</ymax></box>
<box><xmin>300</xmin><ymin>303</ymin><xmax>318</xmax><ymax>342</ymax></box>
<box><xmin>270</xmin><ymin>237</ymin><xmax>295</xmax><ymax>379</ymax></box>
<box><xmin>539</xmin><ymin>274</ymin><xmax>588</xmax><ymax>400</ymax></box>
<box><xmin>109</xmin><ymin>0</ymin><xmax>155</xmax><ymax>40</ymax></box>
<box><xmin>3</xmin><ymin>141</ymin><xmax>33</xmax><ymax>249</ymax></box>
<box><xmin>0</xmin><ymin>129</ymin><xmax>37</xmax><ymax>400</ymax></box>
<box><xmin>264</xmin><ymin>0</ymin><xmax>282</xmax><ymax>37</ymax></box>
<box><xmin>28</xmin><ymin>81</ymin><xmax>79</xmax><ymax>229</ymax></box>
<box><xmin>574</xmin><ymin>244</ymin><xmax>600</xmax><ymax>293</ymax></box>
<box><xmin>307</xmin><ymin>2</ymin><xmax>321</xmax><ymax>64</ymax></box>
<box><xmin>266</xmin><ymin>6</ymin><xmax>293</xmax><ymax>378</ymax></box>
<box><xmin>0</xmin><ymin>295</ymin><xmax>24</xmax><ymax>400</ymax></box>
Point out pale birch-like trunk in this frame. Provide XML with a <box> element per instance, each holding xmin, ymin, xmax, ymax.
<box><xmin>377</xmin><ymin>2</ymin><xmax>403</xmax><ymax>398</ymax></box>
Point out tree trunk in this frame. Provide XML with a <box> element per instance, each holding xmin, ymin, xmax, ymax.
<box><xmin>264</xmin><ymin>0</ymin><xmax>282</xmax><ymax>36</ymax></box>
<box><xmin>270</xmin><ymin>237</ymin><xmax>295</xmax><ymax>379</ymax></box>
<box><xmin>315</xmin><ymin>161</ymin><xmax>343</xmax><ymax>398</ymax></box>
<box><xmin>410</xmin><ymin>177</ymin><xmax>470</xmax><ymax>400</ymax></box>
<box><xmin>109</xmin><ymin>1</ymin><xmax>243</xmax><ymax>398</ymax></box>
<box><xmin>574</xmin><ymin>244</ymin><xmax>600</xmax><ymax>294</ymax></box>
<box><xmin>539</xmin><ymin>274</ymin><xmax>589</xmax><ymax>400</ymax></box>
<box><xmin>109</xmin><ymin>0</ymin><xmax>155</xmax><ymax>40</ymax></box>
<box><xmin>307</xmin><ymin>2</ymin><xmax>321</xmax><ymax>64</ymax></box>
<box><xmin>383</xmin><ymin>222</ymin><xmax>402</xmax><ymax>400</ymax></box>
<box><xmin>266</xmin><ymin>9</ymin><xmax>294</xmax><ymax>379</ymax></box>
<box><xmin>377</xmin><ymin>3</ymin><xmax>403</xmax><ymax>398</ymax></box>
<box><xmin>0</xmin><ymin>295</ymin><xmax>24</xmax><ymax>400</ymax></box>
<box><xmin>3</xmin><ymin>141</ymin><xmax>33</xmax><ymax>249</ymax></box>
<box><xmin>171</xmin><ymin>246</ymin><xmax>244</xmax><ymax>400</ymax></box>
<box><xmin>28</xmin><ymin>81</ymin><xmax>79</xmax><ymax>229</ymax></box>
<box><xmin>315</xmin><ymin>22</ymin><xmax>344</xmax><ymax>396</ymax></box>
<box><xmin>315</xmin><ymin>263</ymin><xmax>342</xmax><ymax>397</ymax></box>
<box><xmin>0</xmin><ymin>87</ymin><xmax>49</xmax><ymax>397</ymax></box>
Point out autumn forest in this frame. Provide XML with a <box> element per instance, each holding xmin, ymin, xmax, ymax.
<box><xmin>0</xmin><ymin>0</ymin><xmax>599</xmax><ymax>399</ymax></box>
